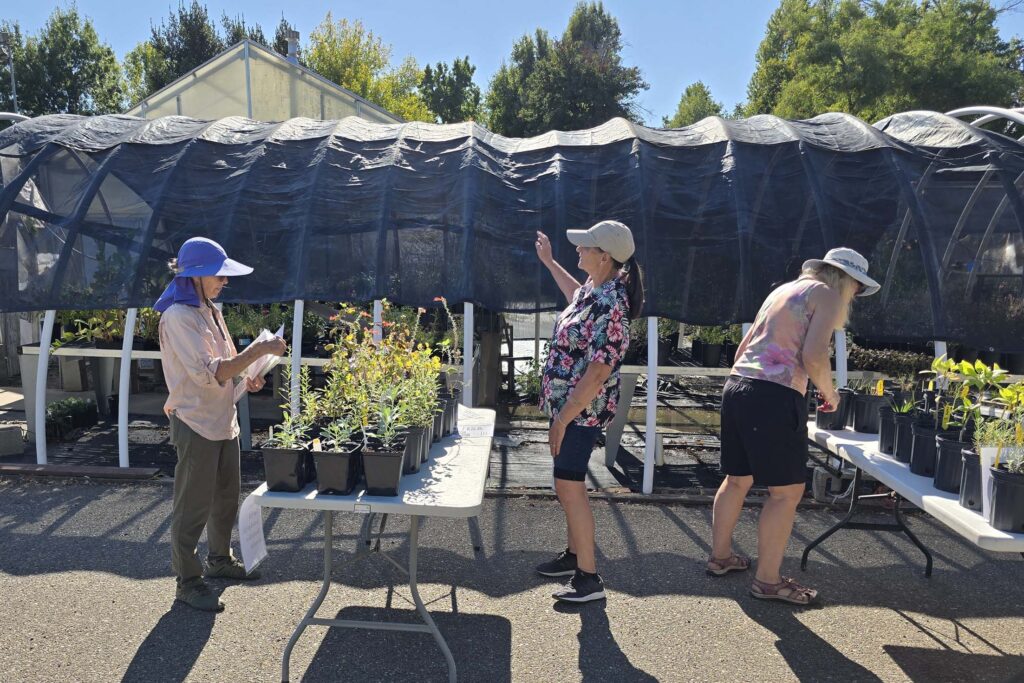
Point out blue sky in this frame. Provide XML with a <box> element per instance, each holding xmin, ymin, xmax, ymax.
<box><xmin>6</xmin><ymin>1</ymin><xmax>1024</xmax><ymax>126</ymax></box>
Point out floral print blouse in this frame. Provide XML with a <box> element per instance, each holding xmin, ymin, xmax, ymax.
<box><xmin>541</xmin><ymin>277</ymin><xmax>631</xmax><ymax>428</ymax></box>
<box><xmin>732</xmin><ymin>278</ymin><xmax>827</xmax><ymax>395</ymax></box>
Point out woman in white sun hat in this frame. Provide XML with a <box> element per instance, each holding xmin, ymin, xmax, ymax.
<box><xmin>707</xmin><ymin>247</ymin><xmax>879</xmax><ymax>605</ymax></box>
<box><xmin>533</xmin><ymin>220</ymin><xmax>644</xmax><ymax>603</ymax></box>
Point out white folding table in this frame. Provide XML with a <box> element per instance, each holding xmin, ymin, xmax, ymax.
<box><xmin>803</xmin><ymin>422</ymin><xmax>1024</xmax><ymax>577</ymax></box>
<box><xmin>249</xmin><ymin>406</ymin><xmax>495</xmax><ymax>683</ymax></box>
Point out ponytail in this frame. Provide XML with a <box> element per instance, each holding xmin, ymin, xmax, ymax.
<box><xmin>614</xmin><ymin>255</ymin><xmax>645</xmax><ymax>320</ymax></box>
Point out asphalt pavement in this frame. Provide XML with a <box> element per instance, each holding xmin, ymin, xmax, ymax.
<box><xmin>1</xmin><ymin>478</ymin><xmax>1022</xmax><ymax>682</ymax></box>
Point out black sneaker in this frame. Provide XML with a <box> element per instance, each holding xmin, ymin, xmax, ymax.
<box><xmin>552</xmin><ymin>570</ymin><xmax>606</xmax><ymax>603</ymax></box>
<box><xmin>536</xmin><ymin>548</ymin><xmax>577</xmax><ymax>577</ymax></box>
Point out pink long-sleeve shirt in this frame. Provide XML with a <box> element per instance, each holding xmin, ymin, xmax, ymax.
<box><xmin>159</xmin><ymin>302</ymin><xmax>240</xmax><ymax>441</ymax></box>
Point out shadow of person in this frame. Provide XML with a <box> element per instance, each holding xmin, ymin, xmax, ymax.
<box><xmin>120</xmin><ymin>599</ymin><xmax>218</xmax><ymax>683</ymax></box>
<box><xmin>554</xmin><ymin>602</ymin><xmax>658</xmax><ymax>682</ymax></box>
<box><xmin>736</xmin><ymin>595</ymin><xmax>883</xmax><ymax>682</ymax></box>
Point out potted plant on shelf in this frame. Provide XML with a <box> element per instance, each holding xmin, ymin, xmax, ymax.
<box><xmin>694</xmin><ymin>325</ymin><xmax>728</xmax><ymax>367</ymax></box>
<box><xmin>362</xmin><ymin>386</ymin><xmax>408</xmax><ymax>496</ymax></box>
<box><xmin>314</xmin><ymin>413</ymin><xmax>362</xmax><ymax>495</ymax></box>
<box><xmin>891</xmin><ymin>397</ymin><xmax>917</xmax><ymax>464</ymax></box>
<box><xmin>973</xmin><ymin>381</ymin><xmax>1024</xmax><ymax>530</ymax></box>
<box><xmin>259</xmin><ymin>359</ymin><xmax>314</xmax><ymax>492</ymax></box>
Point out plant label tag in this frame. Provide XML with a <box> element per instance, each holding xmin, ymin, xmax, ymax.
<box><xmin>928</xmin><ymin>380</ymin><xmax>935</xmax><ymax>391</ymax></box>
<box><xmin>1017</xmin><ymin>424</ymin><xmax>1023</xmax><ymax>447</ymax></box>
<box><xmin>875</xmin><ymin>380</ymin><xmax>885</xmax><ymax>397</ymax></box>
<box><xmin>353</xmin><ymin>503</ymin><xmax>371</xmax><ymax>514</ymax></box>
<box><xmin>312</xmin><ymin>438</ymin><xmax>322</xmax><ymax>452</ymax></box>
<box><xmin>942</xmin><ymin>404</ymin><xmax>953</xmax><ymax>430</ymax></box>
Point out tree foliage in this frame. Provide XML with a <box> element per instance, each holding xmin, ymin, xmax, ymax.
<box><xmin>124</xmin><ymin>2</ymin><xmax>282</xmax><ymax>107</ymax></box>
<box><xmin>484</xmin><ymin>2</ymin><xmax>647</xmax><ymax>136</ymax></box>
<box><xmin>305</xmin><ymin>13</ymin><xmax>432</xmax><ymax>122</ymax></box>
<box><xmin>745</xmin><ymin>0</ymin><xmax>1024</xmax><ymax>121</ymax></box>
<box><xmin>0</xmin><ymin>8</ymin><xmax>123</xmax><ymax>118</ymax></box>
<box><xmin>420</xmin><ymin>57</ymin><xmax>481</xmax><ymax>123</ymax></box>
<box><xmin>663</xmin><ymin>81</ymin><xmax>724</xmax><ymax>127</ymax></box>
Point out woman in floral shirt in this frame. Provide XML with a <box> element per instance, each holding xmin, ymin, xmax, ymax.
<box><xmin>533</xmin><ymin>220</ymin><xmax>644</xmax><ymax>603</ymax></box>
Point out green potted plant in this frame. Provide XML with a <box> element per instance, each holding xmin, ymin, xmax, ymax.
<box><xmin>694</xmin><ymin>325</ymin><xmax>728</xmax><ymax>367</ymax></box>
<box><xmin>362</xmin><ymin>387</ymin><xmax>408</xmax><ymax>496</ymax></box>
<box><xmin>891</xmin><ymin>397</ymin><xmax>917</xmax><ymax>464</ymax></box>
<box><xmin>260</xmin><ymin>360</ymin><xmax>313</xmax><ymax>492</ymax></box>
<box><xmin>314</xmin><ymin>413</ymin><xmax>362</xmax><ymax>495</ymax></box>
<box><xmin>973</xmin><ymin>381</ymin><xmax>1024</xmax><ymax>529</ymax></box>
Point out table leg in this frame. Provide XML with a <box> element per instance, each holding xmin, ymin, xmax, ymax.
<box><xmin>801</xmin><ymin>467</ymin><xmax>864</xmax><ymax>570</ymax></box>
<box><xmin>408</xmin><ymin>515</ymin><xmax>457</xmax><ymax>683</ymax></box>
<box><xmin>893</xmin><ymin>495</ymin><xmax>933</xmax><ymax>577</ymax></box>
<box><xmin>281</xmin><ymin>510</ymin><xmax>334</xmax><ymax>683</ymax></box>
<box><xmin>801</xmin><ymin>466</ymin><xmax>934</xmax><ymax>578</ymax></box>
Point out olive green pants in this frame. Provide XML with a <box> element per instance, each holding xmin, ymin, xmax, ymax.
<box><xmin>169</xmin><ymin>414</ymin><xmax>241</xmax><ymax>583</ymax></box>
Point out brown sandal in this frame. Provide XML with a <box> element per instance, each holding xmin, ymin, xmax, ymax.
<box><xmin>706</xmin><ymin>553</ymin><xmax>751</xmax><ymax>577</ymax></box>
<box><xmin>750</xmin><ymin>576</ymin><xmax>818</xmax><ymax>605</ymax></box>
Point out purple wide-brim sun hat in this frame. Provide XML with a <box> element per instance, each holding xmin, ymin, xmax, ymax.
<box><xmin>153</xmin><ymin>237</ymin><xmax>252</xmax><ymax>312</ymax></box>
<box><xmin>175</xmin><ymin>237</ymin><xmax>253</xmax><ymax>277</ymax></box>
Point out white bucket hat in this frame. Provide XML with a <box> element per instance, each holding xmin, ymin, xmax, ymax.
<box><xmin>802</xmin><ymin>247</ymin><xmax>880</xmax><ymax>297</ymax></box>
<box><xmin>566</xmin><ymin>220</ymin><xmax>635</xmax><ymax>263</ymax></box>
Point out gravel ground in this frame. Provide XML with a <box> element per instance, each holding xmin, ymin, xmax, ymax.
<box><xmin>1</xmin><ymin>478</ymin><xmax>1022</xmax><ymax>683</ymax></box>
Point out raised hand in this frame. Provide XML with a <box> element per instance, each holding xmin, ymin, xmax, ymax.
<box><xmin>535</xmin><ymin>231</ymin><xmax>554</xmax><ymax>266</ymax></box>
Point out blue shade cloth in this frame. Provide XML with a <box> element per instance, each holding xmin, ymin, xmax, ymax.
<box><xmin>153</xmin><ymin>276</ymin><xmax>200</xmax><ymax>313</ymax></box>
<box><xmin>3</xmin><ymin>112</ymin><xmax>1024</xmax><ymax>351</ymax></box>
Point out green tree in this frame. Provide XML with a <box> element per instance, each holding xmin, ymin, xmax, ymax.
<box><xmin>663</xmin><ymin>81</ymin><xmax>724</xmax><ymax>127</ymax></box>
<box><xmin>305</xmin><ymin>13</ymin><xmax>432</xmax><ymax>121</ymax></box>
<box><xmin>220</xmin><ymin>14</ymin><xmax>267</xmax><ymax>47</ymax></box>
<box><xmin>124</xmin><ymin>0</ymin><xmax>224</xmax><ymax>106</ymax></box>
<box><xmin>273</xmin><ymin>17</ymin><xmax>304</xmax><ymax>64</ymax></box>
<box><xmin>0</xmin><ymin>8</ymin><xmax>123</xmax><ymax>118</ymax></box>
<box><xmin>421</xmin><ymin>57</ymin><xmax>481</xmax><ymax>123</ymax></box>
<box><xmin>745</xmin><ymin>0</ymin><xmax>1023</xmax><ymax>121</ymax></box>
<box><xmin>484</xmin><ymin>2</ymin><xmax>647</xmax><ymax>136</ymax></box>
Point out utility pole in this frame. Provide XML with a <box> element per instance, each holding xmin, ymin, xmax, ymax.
<box><xmin>0</xmin><ymin>29</ymin><xmax>17</xmax><ymax>114</ymax></box>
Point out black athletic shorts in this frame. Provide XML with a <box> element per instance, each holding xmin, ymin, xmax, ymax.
<box><xmin>719</xmin><ymin>375</ymin><xmax>809</xmax><ymax>487</ymax></box>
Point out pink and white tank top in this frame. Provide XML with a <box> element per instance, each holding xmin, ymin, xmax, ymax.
<box><xmin>731</xmin><ymin>278</ymin><xmax>827</xmax><ymax>395</ymax></box>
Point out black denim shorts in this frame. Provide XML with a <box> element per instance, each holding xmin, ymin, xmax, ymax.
<box><xmin>719</xmin><ymin>376</ymin><xmax>809</xmax><ymax>487</ymax></box>
<box><xmin>553</xmin><ymin>422</ymin><xmax>602</xmax><ymax>482</ymax></box>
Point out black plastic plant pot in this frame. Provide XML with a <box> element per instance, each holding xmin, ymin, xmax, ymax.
<box><xmin>959</xmin><ymin>448</ymin><xmax>982</xmax><ymax>512</ymax></box>
<box><xmin>690</xmin><ymin>339</ymin><xmax>703</xmax><ymax>364</ymax></box>
<box><xmin>445</xmin><ymin>392</ymin><xmax>460</xmax><ymax>435</ymax></box>
<box><xmin>403</xmin><ymin>427</ymin><xmax>426</xmax><ymax>475</ymax></box>
<box><xmin>420</xmin><ymin>426</ymin><xmax>432</xmax><ymax>463</ymax></box>
<box><xmin>432</xmin><ymin>409</ymin><xmax>444</xmax><ymax>442</ymax></box>
<box><xmin>363</xmin><ymin>444</ymin><xmax>406</xmax><ymax>496</ymax></box>
<box><xmin>314</xmin><ymin>443</ymin><xmax>361</xmax><ymax>496</ymax></box>
<box><xmin>892</xmin><ymin>413</ymin><xmax>916</xmax><ymax>464</ymax></box>
<box><xmin>700</xmin><ymin>343</ymin><xmax>722</xmax><ymax>368</ymax></box>
<box><xmin>933</xmin><ymin>434</ymin><xmax>968</xmax><ymax>493</ymax></box>
<box><xmin>839</xmin><ymin>388</ymin><xmax>857</xmax><ymax>428</ymax></box>
<box><xmin>988</xmin><ymin>467</ymin><xmax>1024</xmax><ymax>533</ymax></box>
<box><xmin>878</xmin><ymin>406</ymin><xmax>896</xmax><ymax>455</ymax></box>
<box><xmin>852</xmin><ymin>395</ymin><xmax>888</xmax><ymax>434</ymax></box>
<box><xmin>909</xmin><ymin>423</ymin><xmax>943</xmax><ymax>477</ymax></box>
<box><xmin>815</xmin><ymin>406</ymin><xmax>846</xmax><ymax>431</ymax></box>
<box><xmin>261</xmin><ymin>445</ymin><xmax>311</xmax><ymax>492</ymax></box>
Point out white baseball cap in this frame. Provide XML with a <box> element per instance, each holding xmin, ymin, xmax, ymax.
<box><xmin>802</xmin><ymin>247</ymin><xmax>880</xmax><ymax>297</ymax></box>
<box><xmin>566</xmin><ymin>220</ymin><xmax>636</xmax><ymax>263</ymax></box>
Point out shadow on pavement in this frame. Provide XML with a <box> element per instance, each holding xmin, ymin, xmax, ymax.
<box><xmin>883</xmin><ymin>645</ymin><xmax>1024</xmax><ymax>682</ymax></box>
<box><xmin>120</xmin><ymin>600</ymin><xmax>217</xmax><ymax>683</ymax></box>
<box><xmin>554</xmin><ymin>601</ymin><xmax>658</xmax><ymax>682</ymax></box>
<box><xmin>301</xmin><ymin>607</ymin><xmax>512</xmax><ymax>682</ymax></box>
